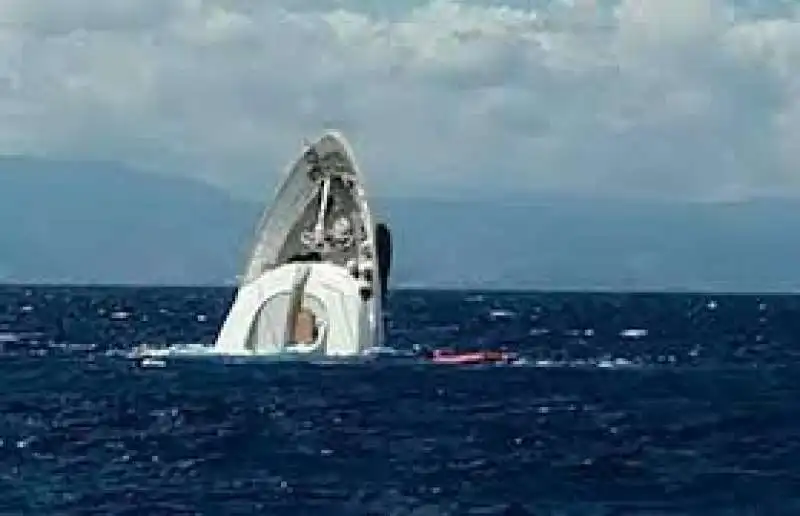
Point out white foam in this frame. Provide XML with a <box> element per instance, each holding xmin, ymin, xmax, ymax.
<box><xmin>488</xmin><ymin>309</ymin><xmax>515</xmax><ymax>320</ymax></box>
<box><xmin>0</xmin><ymin>333</ymin><xmax>20</xmax><ymax>343</ymax></box>
<box><xmin>620</xmin><ymin>328</ymin><xmax>648</xmax><ymax>338</ymax></box>
<box><xmin>125</xmin><ymin>342</ymin><xmax>650</xmax><ymax>371</ymax></box>
<box><xmin>129</xmin><ymin>342</ymin><xmax>214</xmax><ymax>359</ymax></box>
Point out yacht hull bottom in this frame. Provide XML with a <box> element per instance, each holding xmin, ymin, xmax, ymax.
<box><xmin>213</xmin><ymin>262</ymin><xmax>380</xmax><ymax>357</ymax></box>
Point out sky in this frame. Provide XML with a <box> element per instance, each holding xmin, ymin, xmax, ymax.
<box><xmin>0</xmin><ymin>0</ymin><xmax>799</xmax><ymax>202</ymax></box>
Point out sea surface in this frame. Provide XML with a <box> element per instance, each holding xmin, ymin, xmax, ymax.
<box><xmin>0</xmin><ymin>286</ymin><xmax>798</xmax><ymax>515</ymax></box>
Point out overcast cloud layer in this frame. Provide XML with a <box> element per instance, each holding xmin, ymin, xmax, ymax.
<box><xmin>0</xmin><ymin>0</ymin><xmax>799</xmax><ymax>200</ymax></box>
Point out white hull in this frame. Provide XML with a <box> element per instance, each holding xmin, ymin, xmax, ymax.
<box><xmin>213</xmin><ymin>131</ymin><xmax>389</xmax><ymax>357</ymax></box>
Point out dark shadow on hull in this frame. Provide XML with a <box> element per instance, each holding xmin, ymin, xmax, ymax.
<box><xmin>287</xmin><ymin>251</ymin><xmax>323</xmax><ymax>263</ymax></box>
<box><xmin>376</xmin><ymin>222</ymin><xmax>392</xmax><ymax>302</ymax></box>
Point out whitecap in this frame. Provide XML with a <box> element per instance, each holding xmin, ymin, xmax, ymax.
<box><xmin>620</xmin><ymin>328</ymin><xmax>648</xmax><ymax>338</ymax></box>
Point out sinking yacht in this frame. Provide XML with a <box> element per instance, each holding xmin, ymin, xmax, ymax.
<box><xmin>212</xmin><ymin>131</ymin><xmax>391</xmax><ymax>358</ymax></box>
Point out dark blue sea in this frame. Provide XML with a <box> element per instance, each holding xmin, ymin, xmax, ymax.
<box><xmin>0</xmin><ymin>286</ymin><xmax>798</xmax><ymax>515</ymax></box>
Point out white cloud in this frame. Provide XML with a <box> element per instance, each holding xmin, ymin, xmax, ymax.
<box><xmin>0</xmin><ymin>0</ymin><xmax>799</xmax><ymax>200</ymax></box>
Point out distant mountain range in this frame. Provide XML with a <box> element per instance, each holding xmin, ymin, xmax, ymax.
<box><xmin>0</xmin><ymin>157</ymin><xmax>255</xmax><ymax>285</ymax></box>
<box><xmin>1</xmin><ymin>156</ymin><xmax>799</xmax><ymax>292</ymax></box>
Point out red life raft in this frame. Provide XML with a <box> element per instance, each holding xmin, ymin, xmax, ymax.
<box><xmin>429</xmin><ymin>348</ymin><xmax>516</xmax><ymax>365</ymax></box>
